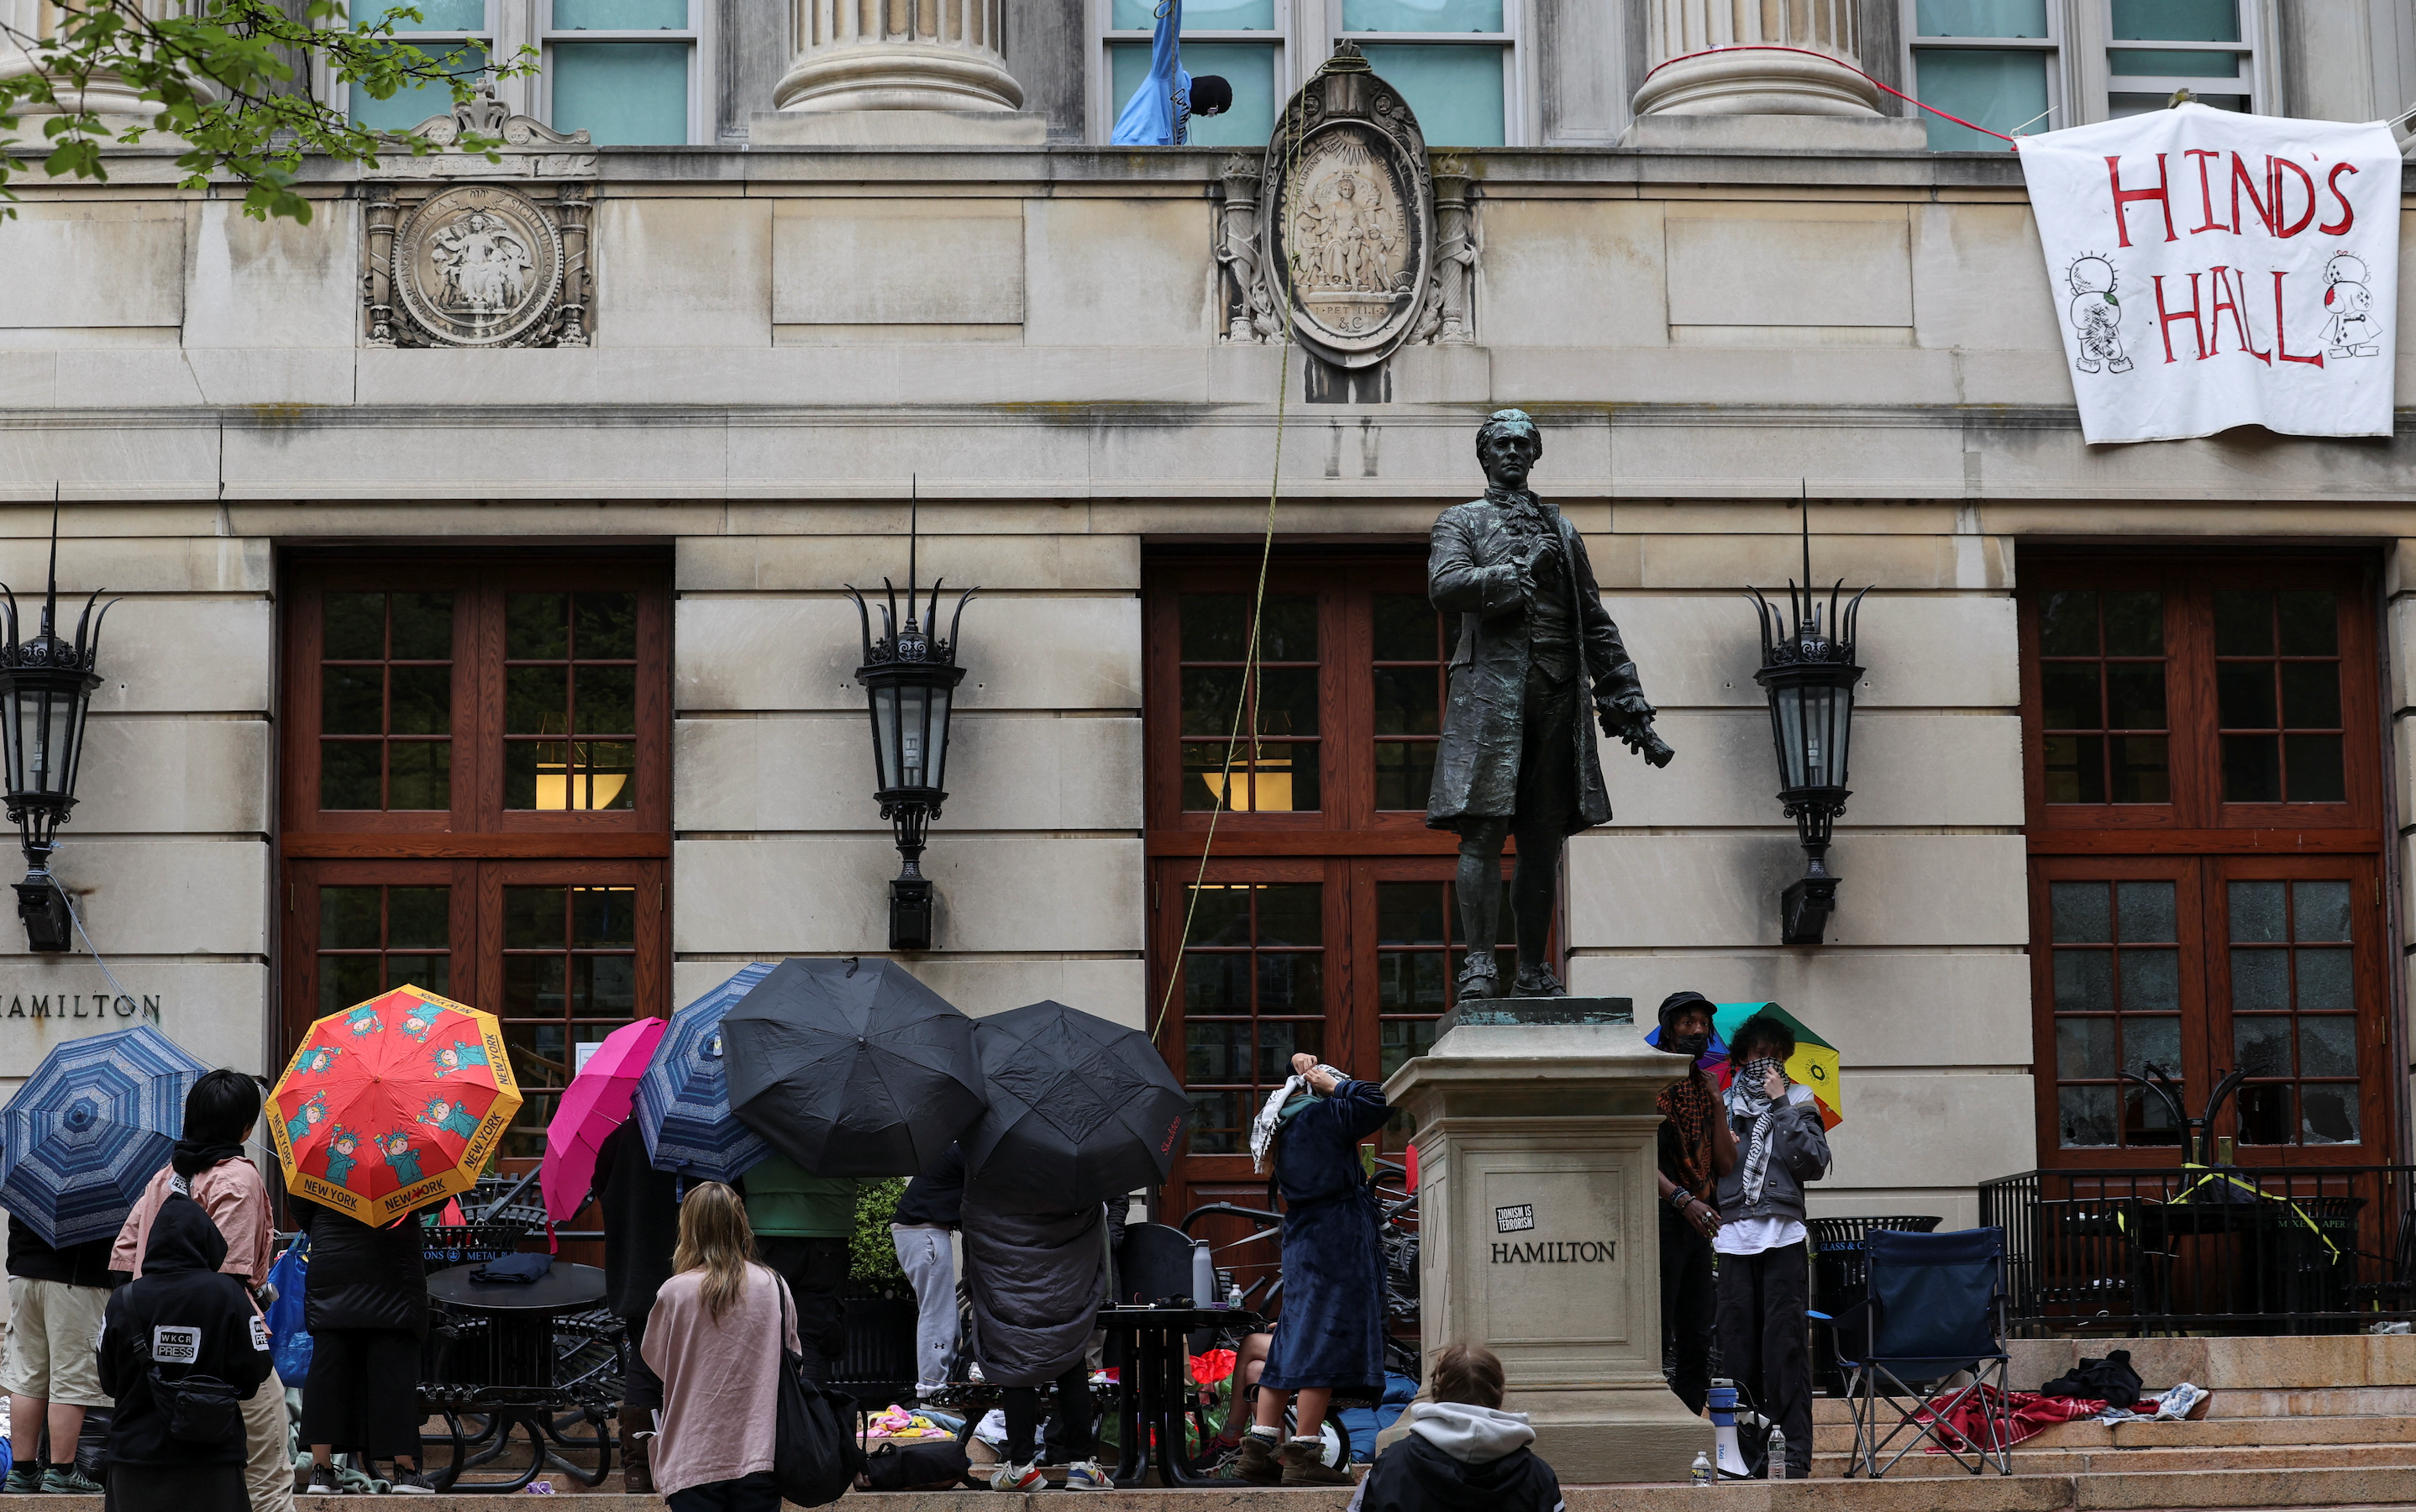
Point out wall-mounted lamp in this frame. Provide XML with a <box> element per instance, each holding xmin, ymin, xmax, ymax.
<box><xmin>0</xmin><ymin>517</ymin><xmax>112</xmax><ymax>953</ymax></box>
<box><xmin>1747</xmin><ymin>506</ymin><xmax>1868</xmax><ymax>947</ymax></box>
<box><xmin>845</xmin><ymin>501</ymin><xmax>976</xmax><ymax>953</ymax></box>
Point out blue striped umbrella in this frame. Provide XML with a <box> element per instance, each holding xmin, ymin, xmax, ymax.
<box><xmin>0</xmin><ymin>1024</ymin><xmax>208</xmax><ymax>1247</ymax></box>
<box><xmin>635</xmin><ymin>963</ymin><xmax>775</xmax><ymax>1183</ymax></box>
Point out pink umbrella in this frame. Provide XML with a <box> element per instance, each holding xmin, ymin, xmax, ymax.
<box><xmin>541</xmin><ymin>1016</ymin><xmax>668</xmax><ymax>1224</ymax></box>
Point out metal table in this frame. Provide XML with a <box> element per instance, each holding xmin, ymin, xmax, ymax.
<box><xmin>421</xmin><ymin>1260</ymin><xmax>617</xmax><ymax>1492</ymax></box>
<box><xmin>1095</xmin><ymin>1304</ymin><xmax>1263</xmax><ymax>1489</ymax></box>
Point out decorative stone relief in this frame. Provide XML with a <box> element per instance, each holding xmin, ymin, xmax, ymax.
<box><xmin>1216</xmin><ymin>45</ymin><xmax>1475</xmax><ymax>356</ymax></box>
<box><xmin>361</xmin><ymin>91</ymin><xmax>596</xmax><ymax>348</ymax></box>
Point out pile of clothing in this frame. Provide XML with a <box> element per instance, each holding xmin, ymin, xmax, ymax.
<box><xmin>861</xmin><ymin>1405</ymin><xmax>958</xmax><ymax>1442</ymax></box>
<box><xmin>1920</xmin><ymin>1350</ymin><xmax>2210</xmax><ymax>1454</ymax></box>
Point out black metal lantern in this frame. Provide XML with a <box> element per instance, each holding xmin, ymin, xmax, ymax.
<box><xmin>844</xmin><ymin>513</ymin><xmax>976</xmax><ymax>953</ymax></box>
<box><xmin>0</xmin><ymin>521</ymin><xmax>113</xmax><ymax>953</ymax></box>
<box><xmin>1747</xmin><ymin>510</ymin><xmax>1868</xmax><ymax>947</ymax></box>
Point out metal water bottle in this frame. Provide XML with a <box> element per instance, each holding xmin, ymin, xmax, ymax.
<box><xmin>1707</xmin><ymin>1380</ymin><xmax>1748</xmax><ymax>1479</ymax></box>
<box><xmin>1766</xmin><ymin>1425</ymin><xmax>1788</xmax><ymax>1480</ymax></box>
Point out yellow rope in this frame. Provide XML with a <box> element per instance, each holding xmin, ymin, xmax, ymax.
<box><xmin>1149</xmin><ymin>92</ymin><xmax>1308</xmax><ymax>1048</ymax></box>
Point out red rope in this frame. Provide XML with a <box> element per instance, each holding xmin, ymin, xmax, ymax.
<box><xmin>1644</xmin><ymin>44</ymin><xmax>2020</xmax><ymax>148</ymax></box>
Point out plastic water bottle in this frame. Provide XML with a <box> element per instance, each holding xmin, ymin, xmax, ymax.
<box><xmin>1765</xmin><ymin>1425</ymin><xmax>1788</xmax><ymax>1480</ymax></box>
<box><xmin>1689</xmin><ymin>1452</ymin><xmax>1713</xmax><ymax>1488</ymax></box>
<box><xmin>1706</xmin><ymin>1381</ymin><xmax>1748</xmax><ymax>1479</ymax></box>
<box><xmin>1190</xmin><ymin>1241</ymin><xmax>1216</xmax><ymax>1307</ymax></box>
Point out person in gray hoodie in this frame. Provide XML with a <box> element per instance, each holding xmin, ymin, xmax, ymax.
<box><xmin>1352</xmin><ymin>1347</ymin><xmax>1562</xmax><ymax>1512</ymax></box>
<box><xmin>1712</xmin><ymin>1011</ymin><xmax>1831</xmax><ymax>1480</ymax></box>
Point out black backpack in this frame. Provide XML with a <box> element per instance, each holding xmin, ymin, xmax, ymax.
<box><xmin>770</xmin><ymin>1281</ymin><xmax>864</xmax><ymax>1508</ymax></box>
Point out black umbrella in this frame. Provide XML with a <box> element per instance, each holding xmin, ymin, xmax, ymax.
<box><xmin>962</xmin><ymin>1000</ymin><xmax>1190</xmax><ymax>1210</ymax></box>
<box><xmin>723</xmin><ymin>957</ymin><xmax>986</xmax><ymax>1178</ymax></box>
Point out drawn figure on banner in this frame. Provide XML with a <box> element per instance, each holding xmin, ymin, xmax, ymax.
<box><xmin>418</xmin><ymin>1096</ymin><xmax>481</xmax><ymax>1139</ymax></box>
<box><xmin>323</xmin><ymin>1126</ymin><xmax>362</xmax><ymax>1189</ymax></box>
<box><xmin>378</xmin><ymin>1131</ymin><xmax>426</xmax><ymax>1185</ymax></box>
<box><xmin>2323</xmin><ymin>252</ymin><xmax>2380</xmax><ymax>359</ymax></box>
<box><xmin>2067</xmin><ymin>255</ymin><xmax>2132</xmax><ymax>375</ymax></box>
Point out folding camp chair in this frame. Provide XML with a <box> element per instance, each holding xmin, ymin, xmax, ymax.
<box><xmin>1831</xmin><ymin>1226</ymin><xmax>2014</xmax><ymax>1478</ymax></box>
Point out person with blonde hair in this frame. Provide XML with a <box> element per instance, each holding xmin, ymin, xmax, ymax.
<box><xmin>641</xmin><ymin>1182</ymin><xmax>801</xmax><ymax>1512</ymax></box>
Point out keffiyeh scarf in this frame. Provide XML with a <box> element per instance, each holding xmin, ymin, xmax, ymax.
<box><xmin>1248</xmin><ymin>1065</ymin><xmax>1347</xmax><ymax>1173</ymax></box>
<box><xmin>1725</xmin><ymin>1057</ymin><xmax>1789</xmax><ymax>1208</ymax></box>
<box><xmin>1656</xmin><ymin>1070</ymin><xmax>1716</xmax><ymax>1198</ymax></box>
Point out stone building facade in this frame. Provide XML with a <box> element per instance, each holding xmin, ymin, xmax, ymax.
<box><xmin>0</xmin><ymin>0</ymin><xmax>2412</xmax><ymax>1227</ymax></box>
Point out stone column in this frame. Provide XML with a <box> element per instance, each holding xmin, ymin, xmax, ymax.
<box><xmin>1384</xmin><ymin>1005</ymin><xmax>1711</xmax><ymax>1483</ymax></box>
<box><xmin>764</xmin><ymin>0</ymin><xmax>1043</xmax><ymax>142</ymax></box>
<box><xmin>0</xmin><ymin>0</ymin><xmax>175</xmax><ymax>127</ymax></box>
<box><xmin>1626</xmin><ymin>0</ymin><xmax>1925</xmax><ymax>148</ymax></box>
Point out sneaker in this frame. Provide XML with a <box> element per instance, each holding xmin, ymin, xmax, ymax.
<box><xmin>386</xmin><ymin>1470</ymin><xmax>439</xmax><ymax>1495</ymax></box>
<box><xmin>1063</xmin><ymin>1461</ymin><xmax>1114</xmax><ymax>1491</ymax></box>
<box><xmin>1278</xmin><ymin>1436</ymin><xmax>1351</xmax><ymax>1488</ymax></box>
<box><xmin>43</xmin><ymin>1466</ymin><xmax>103</xmax><ymax>1495</ymax></box>
<box><xmin>987</xmin><ymin>1460</ymin><xmax>1044</xmax><ymax>1494</ymax></box>
<box><xmin>1231</xmin><ymin>1431</ymin><xmax>1282</xmax><ymax>1487</ymax></box>
<box><xmin>3</xmin><ymin>1467</ymin><xmax>40</xmax><ymax>1495</ymax></box>
<box><xmin>307</xmin><ymin>1463</ymin><xmax>347</xmax><ymax>1496</ymax></box>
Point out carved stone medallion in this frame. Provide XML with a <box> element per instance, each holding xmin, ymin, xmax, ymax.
<box><xmin>1261</xmin><ymin>43</ymin><xmax>1434</xmax><ymax>369</ymax></box>
<box><xmin>392</xmin><ymin>185</ymin><xmax>565</xmax><ymax>349</ymax></box>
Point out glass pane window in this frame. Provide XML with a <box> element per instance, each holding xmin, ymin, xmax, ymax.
<box><xmin>2228</xmin><ymin>877</ymin><xmax>2360</xmax><ymax>1147</ymax></box>
<box><xmin>2035</xmin><ymin>588</ymin><xmax>2168</xmax><ymax>805</ymax></box>
<box><xmin>504</xmin><ymin>591</ymin><xmax>640</xmax><ymax>811</ymax></box>
<box><xmin>1179</xmin><ymin>593</ymin><xmax>1321</xmax><ymax>812</ymax></box>
<box><xmin>2047</xmin><ymin>878</ymin><xmax>2185</xmax><ymax>1148</ymax></box>
<box><xmin>1913</xmin><ymin>48</ymin><xmax>2049</xmax><ymax>148</ymax></box>
<box><xmin>1373</xmin><ymin>876</ymin><xmax>1507</xmax><ymax>1080</ymax></box>
<box><xmin>319</xmin><ymin>591</ymin><xmax>455</xmax><ymax>811</ymax></box>
<box><xmin>1355</xmin><ymin>43</ymin><xmax>1505</xmax><ymax>146</ymax></box>
<box><xmin>1342</xmin><ymin>0</ymin><xmax>1503</xmax><ymax>29</ymax></box>
<box><xmin>1372</xmin><ymin>592</ymin><xmax>1445</xmax><ymax>811</ymax></box>
<box><xmin>500</xmin><ymin>883</ymin><xmax>639</xmax><ymax>1156</ymax></box>
<box><xmin>1107</xmin><ymin>39</ymin><xmax>1278</xmax><ymax>146</ymax></box>
<box><xmin>1179</xmin><ymin>882</ymin><xmax>1325</xmax><ymax>1154</ymax></box>
<box><xmin>545</xmin><ymin>0</ymin><xmax>691</xmax><ymax>144</ymax></box>
<box><xmin>1916</xmin><ymin>0</ymin><xmax>2047</xmax><ymax>35</ymax></box>
<box><xmin>348</xmin><ymin>21</ymin><xmax>491</xmax><ymax>133</ymax></box>
<box><xmin>2108</xmin><ymin>0</ymin><xmax>2251</xmax><ymax>113</ymax></box>
<box><xmin>1112</xmin><ymin>0</ymin><xmax>1276</xmax><ymax>27</ymax></box>
<box><xmin>2214</xmin><ymin>591</ymin><xmax>2343</xmax><ymax>805</ymax></box>
<box><xmin>314</xmin><ymin>885</ymin><xmax>452</xmax><ymax>1014</ymax></box>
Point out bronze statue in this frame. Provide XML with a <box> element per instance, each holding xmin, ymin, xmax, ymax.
<box><xmin>1426</xmin><ymin>409</ymin><xmax>1673</xmax><ymax>999</ymax></box>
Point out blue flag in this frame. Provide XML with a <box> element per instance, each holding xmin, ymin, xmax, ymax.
<box><xmin>1111</xmin><ymin>0</ymin><xmax>1191</xmax><ymax>146</ymax></box>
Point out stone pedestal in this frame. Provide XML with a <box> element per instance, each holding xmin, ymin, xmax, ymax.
<box><xmin>1384</xmin><ymin>1004</ymin><xmax>1710</xmax><ymax>1484</ymax></box>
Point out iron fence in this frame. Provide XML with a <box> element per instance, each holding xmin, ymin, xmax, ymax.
<box><xmin>1978</xmin><ymin>1163</ymin><xmax>2416</xmax><ymax>1335</ymax></box>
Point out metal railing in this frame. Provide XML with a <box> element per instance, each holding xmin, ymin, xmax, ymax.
<box><xmin>1978</xmin><ymin>1163</ymin><xmax>2416</xmax><ymax>1335</ymax></box>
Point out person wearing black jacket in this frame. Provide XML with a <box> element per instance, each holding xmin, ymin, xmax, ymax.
<box><xmin>1353</xmin><ymin>1347</ymin><xmax>1563</xmax><ymax>1512</ymax></box>
<box><xmin>291</xmin><ymin>1199</ymin><xmax>437</xmax><ymax>1494</ymax></box>
<box><xmin>3</xmin><ymin>1212</ymin><xmax>117</xmax><ymax>1494</ymax></box>
<box><xmin>592</xmin><ymin>1119</ymin><xmax>680</xmax><ymax>1493</ymax></box>
<box><xmin>95</xmin><ymin>1195</ymin><xmax>273</xmax><ymax>1512</ymax></box>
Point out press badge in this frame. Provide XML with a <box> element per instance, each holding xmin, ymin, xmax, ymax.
<box><xmin>249</xmin><ymin>1315</ymin><xmax>270</xmax><ymax>1352</ymax></box>
<box><xmin>152</xmin><ymin>1326</ymin><xmax>201</xmax><ymax>1363</ymax></box>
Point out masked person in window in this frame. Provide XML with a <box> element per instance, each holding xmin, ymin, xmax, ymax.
<box><xmin>1652</xmin><ymin>992</ymin><xmax>1731</xmax><ymax>1420</ymax></box>
<box><xmin>1227</xmin><ymin>1053</ymin><xmax>1389</xmax><ymax>1488</ymax></box>
<box><xmin>1713</xmin><ymin>1011</ymin><xmax>1829</xmax><ymax>1481</ymax></box>
<box><xmin>95</xmin><ymin>1194</ymin><xmax>275</xmax><ymax>1512</ymax></box>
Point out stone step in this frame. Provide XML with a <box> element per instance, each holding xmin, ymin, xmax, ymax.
<box><xmin>2004</xmin><ymin>1336</ymin><xmax>2416</xmax><ymax>1394</ymax></box>
<box><xmin>1815</xmin><ymin>1414</ymin><xmax>2416</xmax><ymax>1450</ymax></box>
<box><xmin>1814</xmin><ymin>1383</ymin><xmax>2416</xmax><ymax>1424</ymax></box>
<box><xmin>1805</xmin><ymin>1441</ymin><xmax>2416</xmax><ymax>1478</ymax></box>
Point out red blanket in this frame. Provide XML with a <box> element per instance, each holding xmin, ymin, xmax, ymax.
<box><xmin>1919</xmin><ymin>1386</ymin><xmax>2103</xmax><ymax>1452</ymax></box>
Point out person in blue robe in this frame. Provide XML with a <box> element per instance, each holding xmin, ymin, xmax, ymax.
<box><xmin>1235</xmin><ymin>1053</ymin><xmax>1390</xmax><ymax>1486</ymax></box>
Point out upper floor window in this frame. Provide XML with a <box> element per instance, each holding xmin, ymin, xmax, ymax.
<box><xmin>1095</xmin><ymin>0</ymin><xmax>1521</xmax><ymax>148</ymax></box>
<box><xmin>345</xmin><ymin>0</ymin><xmax>700</xmax><ymax>144</ymax></box>
<box><xmin>1905</xmin><ymin>0</ymin><xmax>2261</xmax><ymax>150</ymax></box>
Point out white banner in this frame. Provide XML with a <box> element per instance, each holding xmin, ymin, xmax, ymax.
<box><xmin>2018</xmin><ymin>103</ymin><xmax>2400</xmax><ymax>444</ymax></box>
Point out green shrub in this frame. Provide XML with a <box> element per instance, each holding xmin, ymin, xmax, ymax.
<box><xmin>849</xmin><ymin>1176</ymin><xmax>909</xmax><ymax>1289</ymax></box>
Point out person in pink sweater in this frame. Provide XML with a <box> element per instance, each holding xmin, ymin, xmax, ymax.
<box><xmin>641</xmin><ymin>1183</ymin><xmax>802</xmax><ymax>1512</ymax></box>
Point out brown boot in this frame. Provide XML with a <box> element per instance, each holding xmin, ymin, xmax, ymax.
<box><xmin>1279</xmin><ymin>1436</ymin><xmax>1351</xmax><ymax>1487</ymax></box>
<box><xmin>1232</xmin><ymin>1431</ymin><xmax>1282</xmax><ymax>1486</ymax></box>
<box><xmin>620</xmin><ymin>1404</ymin><xmax>654</xmax><ymax>1494</ymax></box>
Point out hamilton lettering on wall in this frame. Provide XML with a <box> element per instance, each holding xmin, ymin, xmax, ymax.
<box><xmin>3</xmin><ymin>990</ymin><xmax>162</xmax><ymax>1021</ymax></box>
<box><xmin>1490</xmin><ymin>1239</ymin><xmax>1616</xmax><ymax>1263</ymax></box>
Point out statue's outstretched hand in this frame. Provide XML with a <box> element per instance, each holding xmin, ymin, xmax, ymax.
<box><xmin>1600</xmin><ymin>695</ymin><xmax>1676</xmax><ymax>768</ymax></box>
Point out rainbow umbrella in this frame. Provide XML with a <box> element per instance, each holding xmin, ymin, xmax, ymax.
<box><xmin>1712</xmin><ymin>1002</ymin><xmax>1842</xmax><ymax>1131</ymax></box>
<box><xmin>540</xmin><ymin>1015</ymin><xmax>667</xmax><ymax>1223</ymax></box>
<box><xmin>269</xmin><ymin>984</ymin><xmax>522</xmax><ymax>1225</ymax></box>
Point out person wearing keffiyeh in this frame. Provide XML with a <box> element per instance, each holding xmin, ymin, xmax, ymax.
<box><xmin>1651</xmin><ymin>991</ymin><xmax>1731</xmax><ymax>1419</ymax></box>
<box><xmin>1712</xmin><ymin>1011</ymin><xmax>1831</xmax><ymax>1481</ymax></box>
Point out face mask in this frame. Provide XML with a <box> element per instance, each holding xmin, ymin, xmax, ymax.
<box><xmin>1670</xmin><ymin>1032</ymin><xmax>1711</xmax><ymax>1058</ymax></box>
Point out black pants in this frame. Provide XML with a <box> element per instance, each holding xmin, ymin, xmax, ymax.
<box><xmin>1658</xmin><ymin>1207</ymin><xmax>1715</xmax><ymax>1416</ymax></box>
<box><xmin>105</xmin><ymin>1463</ymin><xmax>246</xmax><ymax>1512</ymax></box>
<box><xmin>1004</xmin><ymin>1366</ymin><xmax>1091</xmax><ymax>1466</ymax></box>
<box><xmin>755</xmin><ymin>1236</ymin><xmax>849</xmax><ymax>1383</ymax></box>
<box><xmin>622</xmin><ymin>1309</ymin><xmax>664</xmax><ymax>1413</ymax></box>
<box><xmin>665</xmin><ymin>1470</ymin><xmax>781</xmax><ymax>1512</ymax></box>
<box><xmin>300</xmin><ymin>1327</ymin><xmax>424</xmax><ymax>1460</ymax></box>
<box><xmin>1715</xmin><ymin>1242</ymin><xmax>1812</xmax><ymax>1479</ymax></box>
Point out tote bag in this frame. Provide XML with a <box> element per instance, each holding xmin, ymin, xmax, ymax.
<box><xmin>263</xmin><ymin>1236</ymin><xmax>313</xmax><ymax>1382</ymax></box>
<box><xmin>770</xmin><ymin>1278</ymin><xmax>861</xmax><ymax>1508</ymax></box>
